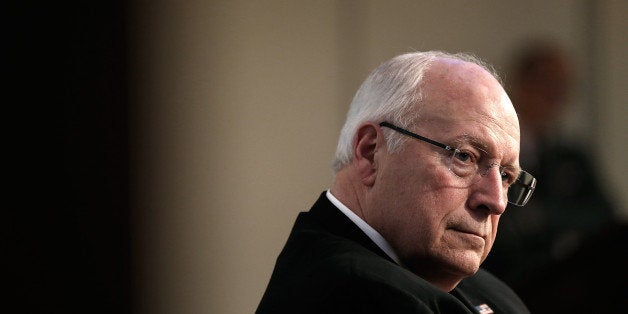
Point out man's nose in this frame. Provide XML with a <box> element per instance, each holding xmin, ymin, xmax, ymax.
<box><xmin>469</xmin><ymin>167</ymin><xmax>508</xmax><ymax>215</ymax></box>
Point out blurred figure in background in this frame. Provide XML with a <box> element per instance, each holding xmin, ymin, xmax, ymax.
<box><xmin>483</xmin><ymin>41</ymin><xmax>627</xmax><ymax>313</ymax></box>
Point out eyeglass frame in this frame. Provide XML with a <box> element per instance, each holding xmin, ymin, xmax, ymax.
<box><xmin>378</xmin><ymin>121</ymin><xmax>536</xmax><ymax>206</ymax></box>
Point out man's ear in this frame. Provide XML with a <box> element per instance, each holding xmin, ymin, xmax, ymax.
<box><xmin>353</xmin><ymin>123</ymin><xmax>383</xmax><ymax>187</ymax></box>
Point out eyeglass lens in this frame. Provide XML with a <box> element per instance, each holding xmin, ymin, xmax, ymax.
<box><xmin>507</xmin><ymin>170</ymin><xmax>537</xmax><ymax>206</ymax></box>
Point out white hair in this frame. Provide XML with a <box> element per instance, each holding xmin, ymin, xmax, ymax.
<box><xmin>331</xmin><ymin>51</ymin><xmax>501</xmax><ymax>172</ymax></box>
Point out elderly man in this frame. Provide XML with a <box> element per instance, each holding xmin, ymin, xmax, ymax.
<box><xmin>257</xmin><ymin>51</ymin><xmax>536</xmax><ymax>313</ymax></box>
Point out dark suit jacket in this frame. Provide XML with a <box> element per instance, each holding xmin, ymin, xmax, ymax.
<box><xmin>257</xmin><ymin>192</ymin><xmax>529</xmax><ymax>313</ymax></box>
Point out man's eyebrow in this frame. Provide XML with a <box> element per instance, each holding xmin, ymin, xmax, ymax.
<box><xmin>453</xmin><ymin>134</ymin><xmax>521</xmax><ymax>170</ymax></box>
<box><xmin>451</xmin><ymin>134</ymin><xmax>488</xmax><ymax>151</ymax></box>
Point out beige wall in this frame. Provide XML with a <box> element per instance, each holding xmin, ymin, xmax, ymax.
<box><xmin>128</xmin><ymin>1</ymin><xmax>628</xmax><ymax>313</ymax></box>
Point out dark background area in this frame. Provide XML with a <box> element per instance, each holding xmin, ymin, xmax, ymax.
<box><xmin>9</xmin><ymin>2</ymin><xmax>131</xmax><ymax>313</ymax></box>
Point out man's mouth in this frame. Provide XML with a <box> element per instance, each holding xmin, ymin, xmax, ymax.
<box><xmin>450</xmin><ymin>227</ymin><xmax>486</xmax><ymax>240</ymax></box>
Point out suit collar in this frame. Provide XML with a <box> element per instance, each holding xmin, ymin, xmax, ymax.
<box><xmin>307</xmin><ymin>191</ymin><xmax>397</xmax><ymax>265</ymax></box>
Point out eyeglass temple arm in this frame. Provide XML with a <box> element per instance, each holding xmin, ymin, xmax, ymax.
<box><xmin>379</xmin><ymin>122</ymin><xmax>453</xmax><ymax>151</ymax></box>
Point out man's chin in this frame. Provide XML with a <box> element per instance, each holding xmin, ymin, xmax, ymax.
<box><xmin>406</xmin><ymin>253</ymin><xmax>481</xmax><ymax>281</ymax></box>
<box><xmin>442</xmin><ymin>252</ymin><xmax>482</xmax><ymax>277</ymax></box>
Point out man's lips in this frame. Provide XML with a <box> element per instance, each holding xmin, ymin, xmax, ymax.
<box><xmin>450</xmin><ymin>227</ymin><xmax>486</xmax><ymax>239</ymax></box>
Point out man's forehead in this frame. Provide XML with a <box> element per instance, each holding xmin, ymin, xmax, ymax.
<box><xmin>417</xmin><ymin>60</ymin><xmax>518</xmax><ymax>129</ymax></box>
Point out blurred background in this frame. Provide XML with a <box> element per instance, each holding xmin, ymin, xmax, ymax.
<box><xmin>13</xmin><ymin>1</ymin><xmax>626</xmax><ymax>313</ymax></box>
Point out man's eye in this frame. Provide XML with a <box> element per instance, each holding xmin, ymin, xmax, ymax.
<box><xmin>454</xmin><ymin>150</ymin><xmax>474</xmax><ymax>163</ymax></box>
<box><xmin>501</xmin><ymin>169</ymin><xmax>518</xmax><ymax>185</ymax></box>
<box><xmin>500</xmin><ymin>171</ymin><xmax>511</xmax><ymax>182</ymax></box>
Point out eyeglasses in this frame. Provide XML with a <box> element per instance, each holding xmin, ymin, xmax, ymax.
<box><xmin>379</xmin><ymin>122</ymin><xmax>537</xmax><ymax>206</ymax></box>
